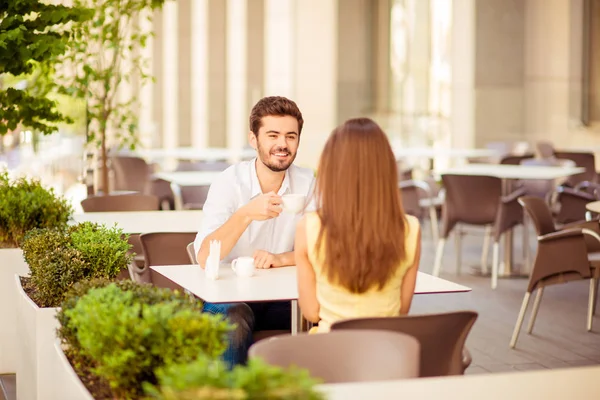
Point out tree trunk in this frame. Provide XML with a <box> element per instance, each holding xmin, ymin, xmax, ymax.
<box><xmin>100</xmin><ymin>131</ymin><xmax>109</xmax><ymax>196</ymax></box>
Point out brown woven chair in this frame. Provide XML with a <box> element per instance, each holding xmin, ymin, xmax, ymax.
<box><xmin>432</xmin><ymin>175</ymin><xmax>525</xmax><ymax>289</ymax></box>
<box><xmin>81</xmin><ymin>194</ymin><xmax>160</xmax><ymax>212</ymax></box>
<box><xmin>510</xmin><ymin>196</ymin><xmax>600</xmax><ymax>348</ymax></box>
<box><xmin>553</xmin><ymin>151</ymin><xmax>598</xmax><ymax>187</ymax></box>
<box><xmin>135</xmin><ymin>232</ymin><xmax>197</xmax><ymax>290</ymax></box>
<box><xmin>500</xmin><ymin>153</ymin><xmax>535</xmax><ymax>166</ymax></box>
<box><xmin>331</xmin><ymin>311</ymin><xmax>478</xmax><ymax>377</ymax></box>
<box><xmin>111</xmin><ymin>156</ymin><xmax>152</xmax><ymax>193</ymax></box>
<box><xmin>149</xmin><ymin>178</ymin><xmax>176</xmax><ymax>210</ymax></box>
<box><xmin>248</xmin><ymin>330</ymin><xmax>420</xmax><ymax>383</ymax></box>
<box><xmin>180</xmin><ymin>185</ymin><xmax>211</xmax><ymax>210</ymax></box>
<box><xmin>536</xmin><ymin>141</ymin><xmax>554</xmax><ymax>158</ymax></box>
<box><xmin>399</xmin><ymin>180</ymin><xmax>439</xmax><ymax>242</ymax></box>
<box><xmin>186</xmin><ymin>242</ymin><xmax>197</xmax><ymax>264</ymax></box>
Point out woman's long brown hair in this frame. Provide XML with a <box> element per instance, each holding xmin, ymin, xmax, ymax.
<box><xmin>315</xmin><ymin>118</ymin><xmax>408</xmax><ymax>294</ymax></box>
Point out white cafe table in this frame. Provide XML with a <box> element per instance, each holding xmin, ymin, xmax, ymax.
<box><xmin>153</xmin><ymin>171</ymin><xmax>222</xmax><ymax>210</ymax></box>
<box><xmin>438</xmin><ymin>163</ymin><xmax>585</xmax><ymax>276</ymax></box>
<box><xmin>153</xmin><ymin>171</ymin><xmax>222</xmax><ymax>187</ymax></box>
<box><xmin>133</xmin><ymin>147</ymin><xmax>256</xmax><ymax>163</ymax></box>
<box><xmin>150</xmin><ymin>265</ymin><xmax>471</xmax><ymax>335</ymax></box>
<box><xmin>393</xmin><ymin>147</ymin><xmax>499</xmax><ymax>160</ymax></box>
<box><xmin>71</xmin><ymin>210</ymin><xmax>203</xmax><ymax>233</ymax></box>
<box><xmin>586</xmin><ymin>201</ymin><xmax>600</xmax><ymax>214</ymax></box>
<box><xmin>320</xmin><ymin>364</ymin><xmax>600</xmax><ymax>400</ymax></box>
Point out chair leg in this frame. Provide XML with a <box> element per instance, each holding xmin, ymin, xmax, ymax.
<box><xmin>481</xmin><ymin>225</ymin><xmax>491</xmax><ymax>275</ymax></box>
<box><xmin>527</xmin><ymin>287</ymin><xmax>544</xmax><ymax>334</ymax></box>
<box><xmin>491</xmin><ymin>241</ymin><xmax>500</xmax><ymax>289</ymax></box>
<box><xmin>522</xmin><ymin>216</ymin><xmax>531</xmax><ymax>272</ymax></box>
<box><xmin>454</xmin><ymin>230</ymin><xmax>462</xmax><ymax>275</ymax></box>
<box><xmin>433</xmin><ymin>239</ymin><xmax>446</xmax><ymax>277</ymax></box>
<box><xmin>429</xmin><ymin>205</ymin><xmax>439</xmax><ymax>243</ymax></box>
<box><xmin>588</xmin><ymin>278</ymin><xmax>597</xmax><ymax>332</ymax></box>
<box><xmin>510</xmin><ymin>292</ymin><xmax>532</xmax><ymax>349</ymax></box>
<box><xmin>594</xmin><ymin>279</ymin><xmax>599</xmax><ymax>316</ymax></box>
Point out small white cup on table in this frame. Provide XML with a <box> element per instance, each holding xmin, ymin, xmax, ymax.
<box><xmin>231</xmin><ymin>256</ymin><xmax>256</xmax><ymax>277</ymax></box>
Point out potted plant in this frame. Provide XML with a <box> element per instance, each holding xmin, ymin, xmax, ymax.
<box><xmin>55</xmin><ymin>280</ymin><xmax>232</xmax><ymax>399</ymax></box>
<box><xmin>0</xmin><ymin>172</ymin><xmax>72</xmax><ymax>374</ymax></box>
<box><xmin>146</xmin><ymin>356</ymin><xmax>325</xmax><ymax>400</ymax></box>
<box><xmin>62</xmin><ymin>0</ymin><xmax>168</xmax><ymax>195</ymax></box>
<box><xmin>16</xmin><ymin>222</ymin><xmax>131</xmax><ymax>400</ymax></box>
<box><xmin>54</xmin><ymin>280</ymin><xmax>323</xmax><ymax>400</ymax></box>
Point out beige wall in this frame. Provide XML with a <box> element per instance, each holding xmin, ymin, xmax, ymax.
<box><xmin>207</xmin><ymin>0</ymin><xmax>227</xmax><ymax>147</ymax></box>
<box><xmin>451</xmin><ymin>0</ymin><xmax>526</xmax><ymax>148</ymax></box>
<box><xmin>337</xmin><ymin>0</ymin><xmax>373</xmax><ymax>123</ymax></box>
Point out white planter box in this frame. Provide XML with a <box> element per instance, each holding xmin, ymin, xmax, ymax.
<box><xmin>0</xmin><ymin>248</ymin><xmax>29</xmax><ymax>373</ymax></box>
<box><xmin>15</xmin><ymin>275</ymin><xmax>60</xmax><ymax>400</ymax></box>
<box><xmin>54</xmin><ymin>341</ymin><xmax>94</xmax><ymax>400</ymax></box>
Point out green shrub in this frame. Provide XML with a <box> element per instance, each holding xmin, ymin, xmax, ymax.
<box><xmin>0</xmin><ymin>172</ymin><xmax>72</xmax><ymax>248</ymax></box>
<box><xmin>146</xmin><ymin>356</ymin><xmax>324</xmax><ymax>400</ymax></box>
<box><xmin>21</xmin><ymin>222</ymin><xmax>132</xmax><ymax>307</ymax></box>
<box><xmin>63</xmin><ymin>283</ymin><xmax>232</xmax><ymax>399</ymax></box>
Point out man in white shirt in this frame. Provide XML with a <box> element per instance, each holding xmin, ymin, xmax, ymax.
<box><xmin>193</xmin><ymin>96</ymin><xmax>315</xmax><ymax>368</ymax></box>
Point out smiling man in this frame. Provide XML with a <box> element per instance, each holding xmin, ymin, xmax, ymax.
<box><xmin>193</xmin><ymin>96</ymin><xmax>315</xmax><ymax>368</ymax></box>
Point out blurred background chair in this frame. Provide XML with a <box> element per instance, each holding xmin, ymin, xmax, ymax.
<box><xmin>399</xmin><ymin>180</ymin><xmax>440</xmax><ymax>242</ymax></box>
<box><xmin>331</xmin><ymin>311</ymin><xmax>478</xmax><ymax>377</ymax></box>
<box><xmin>249</xmin><ymin>330</ymin><xmax>420</xmax><ymax>383</ymax></box>
<box><xmin>433</xmin><ymin>175</ymin><xmax>525</xmax><ymax>289</ymax></box>
<box><xmin>111</xmin><ymin>156</ymin><xmax>153</xmax><ymax>194</ymax></box>
<box><xmin>553</xmin><ymin>151</ymin><xmax>598</xmax><ymax>187</ymax></box>
<box><xmin>510</xmin><ymin>197</ymin><xmax>600</xmax><ymax>348</ymax></box>
<box><xmin>186</xmin><ymin>242</ymin><xmax>197</xmax><ymax>264</ymax></box>
<box><xmin>180</xmin><ymin>185</ymin><xmax>211</xmax><ymax>210</ymax></box>
<box><xmin>81</xmin><ymin>194</ymin><xmax>160</xmax><ymax>212</ymax></box>
<box><xmin>136</xmin><ymin>232</ymin><xmax>197</xmax><ymax>290</ymax></box>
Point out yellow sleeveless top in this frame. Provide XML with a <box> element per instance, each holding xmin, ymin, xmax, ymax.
<box><xmin>305</xmin><ymin>212</ymin><xmax>420</xmax><ymax>333</ymax></box>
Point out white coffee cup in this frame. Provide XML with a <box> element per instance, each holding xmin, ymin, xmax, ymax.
<box><xmin>281</xmin><ymin>194</ymin><xmax>306</xmax><ymax>214</ymax></box>
<box><xmin>231</xmin><ymin>256</ymin><xmax>255</xmax><ymax>277</ymax></box>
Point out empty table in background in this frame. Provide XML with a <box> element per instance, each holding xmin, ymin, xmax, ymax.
<box><xmin>72</xmin><ymin>210</ymin><xmax>203</xmax><ymax>233</ymax></box>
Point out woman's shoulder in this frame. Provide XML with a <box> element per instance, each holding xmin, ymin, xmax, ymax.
<box><xmin>404</xmin><ymin>214</ymin><xmax>421</xmax><ymax>231</ymax></box>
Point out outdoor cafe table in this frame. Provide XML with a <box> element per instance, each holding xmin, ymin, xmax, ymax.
<box><xmin>586</xmin><ymin>201</ymin><xmax>600</xmax><ymax>214</ymax></box>
<box><xmin>153</xmin><ymin>171</ymin><xmax>222</xmax><ymax>210</ymax></box>
<box><xmin>71</xmin><ymin>210</ymin><xmax>203</xmax><ymax>233</ymax></box>
<box><xmin>133</xmin><ymin>147</ymin><xmax>256</xmax><ymax>163</ymax></box>
<box><xmin>150</xmin><ymin>265</ymin><xmax>472</xmax><ymax>335</ymax></box>
<box><xmin>438</xmin><ymin>163</ymin><xmax>585</xmax><ymax>276</ymax></box>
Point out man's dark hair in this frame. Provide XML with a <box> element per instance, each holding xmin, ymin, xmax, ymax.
<box><xmin>249</xmin><ymin>96</ymin><xmax>304</xmax><ymax>136</ymax></box>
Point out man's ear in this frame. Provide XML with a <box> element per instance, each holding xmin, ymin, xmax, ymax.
<box><xmin>248</xmin><ymin>131</ymin><xmax>257</xmax><ymax>150</ymax></box>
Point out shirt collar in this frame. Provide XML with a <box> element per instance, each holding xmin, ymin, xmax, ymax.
<box><xmin>250</xmin><ymin>158</ymin><xmax>291</xmax><ymax>197</ymax></box>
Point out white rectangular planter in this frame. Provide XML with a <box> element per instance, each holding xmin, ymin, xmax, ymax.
<box><xmin>15</xmin><ymin>275</ymin><xmax>60</xmax><ymax>400</ymax></box>
<box><xmin>0</xmin><ymin>248</ymin><xmax>29</xmax><ymax>373</ymax></box>
<box><xmin>54</xmin><ymin>341</ymin><xmax>94</xmax><ymax>400</ymax></box>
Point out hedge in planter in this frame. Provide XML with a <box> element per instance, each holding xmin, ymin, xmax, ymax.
<box><xmin>0</xmin><ymin>172</ymin><xmax>72</xmax><ymax>248</ymax></box>
<box><xmin>146</xmin><ymin>355</ymin><xmax>325</xmax><ymax>400</ymax></box>
<box><xmin>21</xmin><ymin>222</ymin><xmax>131</xmax><ymax>307</ymax></box>
<box><xmin>59</xmin><ymin>281</ymin><xmax>232</xmax><ymax>399</ymax></box>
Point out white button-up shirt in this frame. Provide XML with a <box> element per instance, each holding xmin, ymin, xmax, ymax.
<box><xmin>194</xmin><ymin>159</ymin><xmax>315</xmax><ymax>262</ymax></box>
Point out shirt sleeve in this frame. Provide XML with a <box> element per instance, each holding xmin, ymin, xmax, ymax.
<box><xmin>193</xmin><ymin>175</ymin><xmax>238</xmax><ymax>257</ymax></box>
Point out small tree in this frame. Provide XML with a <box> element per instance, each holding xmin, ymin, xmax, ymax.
<box><xmin>63</xmin><ymin>0</ymin><xmax>167</xmax><ymax>194</ymax></box>
<box><xmin>0</xmin><ymin>1</ymin><xmax>91</xmax><ymax>135</ymax></box>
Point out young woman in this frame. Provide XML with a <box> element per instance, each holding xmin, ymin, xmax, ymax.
<box><xmin>295</xmin><ymin>117</ymin><xmax>421</xmax><ymax>333</ymax></box>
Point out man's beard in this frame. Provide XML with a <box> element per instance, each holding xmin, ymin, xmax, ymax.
<box><xmin>257</xmin><ymin>142</ymin><xmax>296</xmax><ymax>172</ymax></box>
